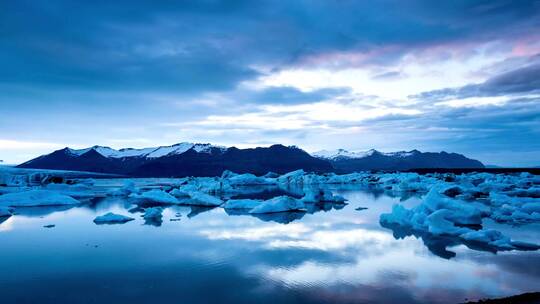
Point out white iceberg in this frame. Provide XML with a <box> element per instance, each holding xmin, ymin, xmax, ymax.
<box><xmin>249</xmin><ymin>196</ymin><xmax>306</xmax><ymax>214</ymax></box>
<box><xmin>0</xmin><ymin>190</ymin><xmax>80</xmax><ymax>207</ymax></box>
<box><xmin>228</xmin><ymin>173</ymin><xmax>272</xmax><ymax>186</ymax></box>
<box><xmin>276</xmin><ymin>170</ymin><xmax>305</xmax><ymax>184</ymax></box>
<box><xmin>223</xmin><ymin>199</ymin><xmax>262</xmax><ymax>210</ymax></box>
<box><xmin>129</xmin><ymin>189</ymin><xmax>179</xmax><ymax>204</ymax></box>
<box><xmin>185</xmin><ymin>191</ymin><xmax>223</xmax><ymax>206</ymax></box>
<box><xmin>94</xmin><ymin>212</ymin><xmax>134</xmax><ymax>224</ymax></box>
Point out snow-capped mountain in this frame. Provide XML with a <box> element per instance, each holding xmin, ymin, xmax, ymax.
<box><xmin>18</xmin><ymin>143</ymin><xmax>332</xmax><ymax>177</ymax></box>
<box><xmin>312</xmin><ymin>148</ymin><xmax>484</xmax><ymax>172</ymax></box>
<box><xmin>17</xmin><ymin>143</ymin><xmax>484</xmax><ymax>177</ymax></box>
<box><xmin>312</xmin><ymin>149</ymin><xmax>420</xmax><ymax>160</ymax></box>
<box><xmin>66</xmin><ymin>142</ymin><xmax>226</xmax><ymax>159</ymax></box>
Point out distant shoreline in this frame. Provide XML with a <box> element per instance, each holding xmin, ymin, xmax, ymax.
<box><xmin>462</xmin><ymin>292</ymin><xmax>540</xmax><ymax>304</ymax></box>
<box><xmin>405</xmin><ymin>167</ymin><xmax>540</xmax><ymax>175</ymax></box>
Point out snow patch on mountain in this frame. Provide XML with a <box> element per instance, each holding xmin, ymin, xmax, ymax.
<box><xmin>312</xmin><ymin>149</ymin><xmax>419</xmax><ymax>160</ymax></box>
<box><xmin>67</xmin><ymin>142</ymin><xmax>226</xmax><ymax>159</ymax></box>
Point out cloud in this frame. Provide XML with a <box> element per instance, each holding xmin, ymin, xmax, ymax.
<box><xmin>411</xmin><ymin>59</ymin><xmax>540</xmax><ymax>101</ymax></box>
<box><xmin>0</xmin><ymin>139</ymin><xmax>64</xmax><ymax>150</ymax></box>
<box><xmin>1</xmin><ymin>0</ymin><xmax>539</xmax><ymax>92</ymax></box>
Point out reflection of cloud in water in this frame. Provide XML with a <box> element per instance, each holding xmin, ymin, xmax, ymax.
<box><xmin>464</xmin><ymin>251</ymin><xmax>540</xmax><ymax>280</ymax></box>
<box><xmin>200</xmin><ymin>222</ymin><xmax>311</xmax><ymax>241</ymax></box>
<box><xmin>261</xmin><ymin>251</ymin><xmax>508</xmax><ymax>300</ymax></box>
<box><xmin>0</xmin><ymin>216</ymin><xmax>13</xmax><ymax>231</ymax></box>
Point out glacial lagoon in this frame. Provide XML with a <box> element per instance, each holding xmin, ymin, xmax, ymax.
<box><xmin>1</xmin><ymin>173</ymin><xmax>539</xmax><ymax>304</ymax></box>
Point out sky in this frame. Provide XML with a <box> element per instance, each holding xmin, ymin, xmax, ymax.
<box><xmin>1</xmin><ymin>0</ymin><xmax>539</xmax><ymax>166</ymax></box>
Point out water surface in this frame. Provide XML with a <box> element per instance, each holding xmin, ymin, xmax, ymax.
<box><xmin>1</xmin><ymin>180</ymin><xmax>539</xmax><ymax>304</ymax></box>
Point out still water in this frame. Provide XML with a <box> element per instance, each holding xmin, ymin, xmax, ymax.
<box><xmin>0</xmin><ymin>181</ymin><xmax>539</xmax><ymax>304</ymax></box>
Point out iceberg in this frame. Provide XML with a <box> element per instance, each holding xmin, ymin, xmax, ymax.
<box><xmin>227</xmin><ymin>173</ymin><xmax>272</xmax><ymax>186</ymax></box>
<box><xmin>301</xmin><ymin>186</ymin><xmax>346</xmax><ymax>204</ymax></box>
<box><xmin>249</xmin><ymin>196</ymin><xmax>306</xmax><ymax>214</ymax></box>
<box><xmin>142</xmin><ymin>207</ymin><xmax>164</xmax><ymax>226</ymax></box>
<box><xmin>276</xmin><ymin>169</ymin><xmax>305</xmax><ymax>184</ymax></box>
<box><xmin>0</xmin><ymin>190</ymin><xmax>80</xmax><ymax>207</ymax></box>
<box><xmin>44</xmin><ymin>183</ymin><xmax>95</xmax><ymax>198</ymax></box>
<box><xmin>93</xmin><ymin>212</ymin><xmax>134</xmax><ymax>224</ymax></box>
<box><xmin>223</xmin><ymin>199</ymin><xmax>262</xmax><ymax>210</ymax></box>
<box><xmin>380</xmin><ymin>180</ymin><xmax>539</xmax><ymax>254</ymax></box>
<box><xmin>185</xmin><ymin>191</ymin><xmax>223</xmax><ymax>206</ymax></box>
<box><xmin>0</xmin><ymin>206</ymin><xmax>12</xmax><ymax>217</ymax></box>
<box><xmin>129</xmin><ymin>189</ymin><xmax>179</xmax><ymax>205</ymax></box>
<box><xmin>143</xmin><ymin>207</ymin><xmax>163</xmax><ymax>221</ymax></box>
<box><xmin>108</xmin><ymin>180</ymin><xmax>139</xmax><ymax>196</ymax></box>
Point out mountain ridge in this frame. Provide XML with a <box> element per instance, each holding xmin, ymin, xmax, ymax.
<box><xmin>17</xmin><ymin>142</ymin><xmax>485</xmax><ymax>176</ymax></box>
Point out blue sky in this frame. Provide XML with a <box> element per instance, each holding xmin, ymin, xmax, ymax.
<box><xmin>1</xmin><ymin>0</ymin><xmax>539</xmax><ymax>166</ymax></box>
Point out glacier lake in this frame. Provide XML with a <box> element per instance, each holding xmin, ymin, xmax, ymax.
<box><xmin>1</xmin><ymin>176</ymin><xmax>539</xmax><ymax>304</ymax></box>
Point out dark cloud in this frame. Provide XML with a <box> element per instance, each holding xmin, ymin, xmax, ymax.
<box><xmin>1</xmin><ymin>0</ymin><xmax>539</xmax><ymax>92</ymax></box>
<box><xmin>411</xmin><ymin>60</ymin><xmax>540</xmax><ymax>101</ymax></box>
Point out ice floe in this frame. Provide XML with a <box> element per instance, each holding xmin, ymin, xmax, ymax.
<box><xmin>129</xmin><ymin>189</ymin><xmax>179</xmax><ymax>205</ymax></box>
<box><xmin>249</xmin><ymin>196</ymin><xmax>306</xmax><ymax>214</ymax></box>
<box><xmin>223</xmin><ymin>199</ymin><xmax>262</xmax><ymax>210</ymax></box>
<box><xmin>94</xmin><ymin>212</ymin><xmax>135</xmax><ymax>224</ymax></box>
<box><xmin>108</xmin><ymin>180</ymin><xmax>139</xmax><ymax>196</ymax></box>
<box><xmin>0</xmin><ymin>190</ymin><xmax>80</xmax><ymax>207</ymax></box>
<box><xmin>185</xmin><ymin>191</ymin><xmax>223</xmax><ymax>206</ymax></box>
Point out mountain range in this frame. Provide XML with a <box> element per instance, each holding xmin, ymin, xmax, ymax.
<box><xmin>17</xmin><ymin>142</ymin><xmax>484</xmax><ymax>177</ymax></box>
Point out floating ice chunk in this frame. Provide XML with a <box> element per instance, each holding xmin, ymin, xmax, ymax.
<box><xmin>263</xmin><ymin>172</ymin><xmax>279</xmax><ymax>178</ymax></box>
<box><xmin>440</xmin><ymin>186</ymin><xmax>464</xmax><ymax>198</ymax></box>
<box><xmin>0</xmin><ymin>206</ymin><xmax>12</xmax><ymax>217</ymax></box>
<box><xmin>129</xmin><ymin>189</ymin><xmax>179</xmax><ymax>205</ymax></box>
<box><xmin>179</xmin><ymin>177</ymin><xmax>233</xmax><ymax>194</ymax></box>
<box><xmin>325</xmin><ymin>173</ymin><xmax>366</xmax><ymax>184</ymax></box>
<box><xmin>170</xmin><ymin>188</ymin><xmax>190</xmax><ymax>197</ymax></box>
<box><xmin>223</xmin><ymin>199</ymin><xmax>262</xmax><ymax>210</ymax></box>
<box><xmin>380</xmin><ymin>204</ymin><xmax>419</xmax><ymax>229</ymax></box>
<box><xmin>45</xmin><ymin>183</ymin><xmax>95</xmax><ymax>198</ymax></box>
<box><xmin>0</xmin><ymin>190</ymin><xmax>80</xmax><ymax>207</ymax></box>
<box><xmin>522</xmin><ymin>203</ymin><xmax>540</xmax><ymax>214</ymax></box>
<box><xmin>276</xmin><ymin>170</ymin><xmax>305</xmax><ymax>184</ymax></box>
<box><xmin>249</xmin><ymin>196</ymin><xmax>306</xmax><ymax>214</ymax></box>
<box><xmin>426</xmin><ymin>209</ymin><xmax>471</xmax><ymax>236</ymax></box>
<box><xmin>143</xmin><ymin>207</ymin><xmax>163</xmax><ymax>220</ymax></box>
<box><xmin>228</xmin><ymin>173</ymin><xmax>272</xmax><ymax>186</ymax></box>
<box><xmin>301</xmin><ymin>186</ymin><xmax>346</xmax><ymax>204</ymax></box>
<box><xmin>108</xmin><ymin>180</ymin><xmax>139</xmax><ymax>196</ymax></box>
<box><xmin>93</xmin><ymin>212</ymin><xmax>134</xmax><ymax>224</ymax></box>
<box><xmin>460</xmin><ymin>229</ymin><xmax>514</xmax><ymax>249</ymax></box>
<box><xmin>186</xmin><ymin>191</ymin><xmax>223</xmax><ymax>206</ymax></box>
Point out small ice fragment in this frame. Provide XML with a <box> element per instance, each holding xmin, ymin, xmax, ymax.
<box><xmin>93</xmin><ymin>212</ymin><xmax>134</xmax><ymax>224</ymax></box>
